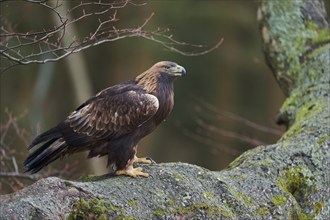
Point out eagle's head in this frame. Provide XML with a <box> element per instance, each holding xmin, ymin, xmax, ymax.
<box><xmin>136</xmin><ymin>61</ymin><xmax>186</xmax><ymax>93</ymax></box>
<box><xmin>152</xmin><ymin>61</ymin><xmax>186</xmax><ymax>78</ymax></box>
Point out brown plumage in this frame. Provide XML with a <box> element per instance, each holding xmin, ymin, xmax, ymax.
<box><xmin>24</xmin><ymin>61</ymin><xmax>186</xmax><ymax>177</ymax></box>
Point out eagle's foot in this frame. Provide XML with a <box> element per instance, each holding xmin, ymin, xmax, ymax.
<box><xmin>115</xmin><ymin>167</ymin><xmax>149</xmax><ymax>178</ymax></box>
<box><xmin>133</xmin><ymin>156</ymin><xmax>152</xmax><ymax>164</ymax></box>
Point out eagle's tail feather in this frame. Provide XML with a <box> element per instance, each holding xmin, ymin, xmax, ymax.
<box><xmin>28</xmin><ymin>127</ymin><xmax>62</xmax><ymax>149</ymax></box>
<box><xmin>24</xmin><ymin>138</ymin><xmax>67</xmax><ymax>173</ymax></box>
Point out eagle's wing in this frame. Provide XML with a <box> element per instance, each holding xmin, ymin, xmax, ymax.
<box><xmin>62</xmin><ymin>88</ymin><xmax>159</xmax><ymax>147</ymax></box>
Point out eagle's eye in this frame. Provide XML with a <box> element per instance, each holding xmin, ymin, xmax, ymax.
<box><xmin>161</xmin><ymin>65</ymin><xmax>170</xmax><ymax>70</ymax></box>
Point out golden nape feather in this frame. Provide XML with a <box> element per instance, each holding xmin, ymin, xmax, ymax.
<box><xmin>24</xmin><ymin>61</ymin><xmax>186</xmax><ymax>177</ymax></box>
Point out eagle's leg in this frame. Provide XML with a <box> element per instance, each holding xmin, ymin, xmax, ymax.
<box><xmin>132</xmin><ymin>155</ymin><xmax>152</xmax><ymax>164</ymax></box>
<box><xmin>115</xmin><ymin>146</ymin><xmax>150</xmax><ymax>177</ymax></box>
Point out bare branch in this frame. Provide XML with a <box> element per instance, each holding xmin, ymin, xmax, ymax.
<box><xmin>0</xmin><ymin>110</ymin><xmax>87</xmax><ymax>193</ymax></box>
<box><xmin>0</xmin><ymin>0</ymin><xmax>223</xmax><ymax>74</ymax></box>
<box><xmin>142</xmin><ymin>36</ymin><xmax>224</xmax><ymax>56</ymax></box>
<box><xmin>195</xmin><ymin>118</ymin><xmax>266</xmax><ymax>146</ymax></box>
<box><xmin>193</xmin><ymin>95</ymin><xmax>283</xmax><ymax>136</ymax></box>
<box><xmin>176</xmin><ymin>122</ymin><xmax>243</xmax><ymax>156</ymax></box>
<box><xmin>0</xmin><ymin>172</ymin><xmax>41</xmax><ymax>181</ymax></box>
<box><xmin>179</xmin><ymin>94</ymin><xmax>283</xmax><ymax>153</ymax></box>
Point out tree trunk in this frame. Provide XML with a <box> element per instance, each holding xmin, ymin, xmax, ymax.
<box><xmin>1</xmin><ymin>0</ymin><xmax>329</xmax><ymax>219</ymax></box>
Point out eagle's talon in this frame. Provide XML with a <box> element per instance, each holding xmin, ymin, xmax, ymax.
<box><xmin>133</xmin><ymin>156</ymin><xmax>152</xmax><ymax>164</ymax></box>
<box><xmin>115</xmin><ymin>167</ymin><xmax>149</xmax><ymax>178</ymax></box>
<box><xmin>145</xmin><ymin>157</ymin><xmax>157</xmax><ymax>164</ymax></box>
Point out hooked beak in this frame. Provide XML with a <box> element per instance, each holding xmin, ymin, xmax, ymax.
<box><xmin>169</xmin><ymin>64</ymin><xmax>187</xmax><ymax>77</ymax></box>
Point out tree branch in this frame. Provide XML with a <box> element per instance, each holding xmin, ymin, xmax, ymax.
<box><xmin>0</xmin><ymin>0</ymin><xmax>223</xmax><ymax>74</ymax></box>
<box><xmin>0</xmin><ymin>172</ymin><xmax>41</xmax><ymax>181</ymax></box>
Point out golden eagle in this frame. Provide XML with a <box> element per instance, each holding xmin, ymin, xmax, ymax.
<box><xmin>24</xmin><ymin>61</ymin><xmax>186</xmax><ymax>177</ymax></box>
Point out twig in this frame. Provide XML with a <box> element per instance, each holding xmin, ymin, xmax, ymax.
<box><xmin>196</xmin><ymin>118</ymin><xmax>266</xmax><ymax>146</ymax></box>
<box><xmin>193</xmin><ymin>95</ymin><xmax>283</xmax><ymax>136</ymax></box>
<box><xmin>0</xmin><ymin>0</ymin><xmax>224</xmax><ymax>74</ymax></box>
<box><xmin>0</xmin><ymin>172</ymin><xmax>41</xmax><ymax>181</ymax></box>
<box><xmin>177</xmin><ymin>122</ymin><xmax>243</xmax><ymax>156</ymax></box>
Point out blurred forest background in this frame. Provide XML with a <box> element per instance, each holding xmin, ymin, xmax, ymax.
<box><xmin>4</xmin><ymin>0</ymin><xmax>321</xmax><ymax>193</ymax></box>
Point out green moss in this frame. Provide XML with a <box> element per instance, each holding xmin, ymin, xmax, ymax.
<box><xmin>78</xmin><ymin>174</ymin><xmax>100</xmax><ymax>182</ymax></box>
<box><xmin>229</xmin><ymin>174</ymin><xmax>247</xmax><ymax>179</ymax></box>
<box><xmin>271</xmin><ymin>195</ymin><xmax>288</xmax><ymax>207</ymax></box>
<box><xmin>281</xmin><ymin>99</ymin><xmax>324</xmax><ymax>139</ymax></box>
<box><xmin>173</xmin><ymin>173</ymin><xmax>183</xmax><ymax>181</ymax></box>
<box><xmin>314</xmin><ymin>202</ymin><xmax>324</xmax><ymax>215</ymax></box>
<box><xmin>265</xmin><ymin>0</ymin><xmax>330</xmax><ymax>100</ymax></box>
<box><xmin>153</xmin><ymin>208</ymin><xmax>165</xmax><ymax>216</ymax></box>
<box><xmin>237</xmin><ymin>192</ymin><xmax>254</xmax><ymax>207</ymax></box>
<box><xmin>276</xmin><ymin>166</ymin><xmax>315</xmax><ymax>198</ymax></box>
<box><xmin>297</xmin><ymin>202</ymin><xmax>324</xmax><ymax>220</ymax></box>
<box><xmin>108</xmin><ymin>201</ymin><xmax>120</xmax><ymax>212</ymax></box>
<box><xmin>117</xmin><ymin>217</ymin><xmax>136</xmax><ymax>220</ymax></box>
<box><xmin>294</xmin><ymin>100</ymin><xmax>322</xmax><ymax>125</ymax></box>
<box><xmin>68</xmin><ymin>198</ymin><xmax>137</xmax><ymax>220</ymax></box>
<box><xmin>127</xmin><ymin>200</ymin><xmax>138</xmax><ymax>206</ymax></box>
<box><xmin>91</xmin><ymin>198</ymin><xmax>107</xmax><ymax>213</ymax></box>
<box><xmin>227</xmin><ymin>185</ymin><xmax>254</xmax><ymax>207</ymax></box>
<box><xmin>278</xmin><ymin>168</ymin><xmax>301</xmax><ymax>194</ymax></box>
<box><xmin>317</xmin><ymin>134</ymin><xmax>328</xmax><ymax>145</ymax></box>
<box><xmin>276</xmin><ymin>167</ymin><xmax>324</xmax><ymax>219</ymax></box>
<box><xmin>306</xmin><ymin>21</ymin><xmax>330</xmax><ymax>44</ymax></box>
<box><xmin>256</xmin><ymin>206</ymin><xmax>269</xmax><ymax>215</ymax></box>
<box><xmin>192</xmin><ymin>203</ymin><xmax>234</xmax><ymax>218</ymax></box>
<box><xmin>68</xmin><ymin>198</ymin><xmax>108</xmax><ymax>220</ymax></box>
<box><xmin>227</xmin><ymin>150</ymin><xmax>252</xmax><ymax>168</ymax></box>
<box><xmin>267</xmin><ymin>1</ymin><xmax>330</xmax><ymax>81</ymax></box>
<box><xmin>203</xmin><ymin>191</ymin><xmax>215</xmax><ymax>199</ymax></box>
<box><xmin>167</xmin><ymin>199</ymin><xmax>175</xmax><ymax>206</ymax></box>
<box><xmin>255</xmin><ymin>159</ymin><xmax>272</xmax><ymax>166</ymax></box>
<box><xmin>153</xmin><ymin>202</ymin><xmax>233</xmax><ymax>218</ymax></box>
<box><xmin>108</xmin><ymin>201</ymin><xmax>136</xmax><ymax>220</ymax></box>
